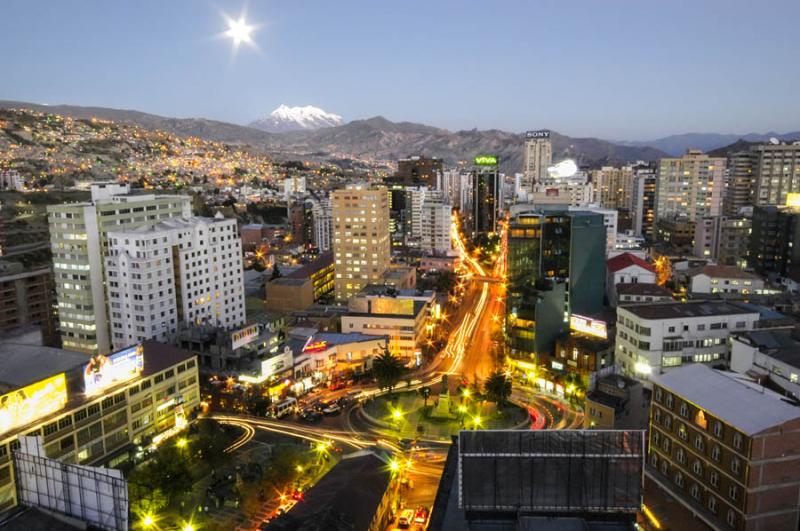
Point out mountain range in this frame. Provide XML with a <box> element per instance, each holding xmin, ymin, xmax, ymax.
<box><xmin>619</xmin><ymin>132</ymin><xmax>800</xmax><ymax>156</ymax></box>
<box><xmin>2</xmin><ymin>99</ymin><xmax>796</xmax><ymax>173</ymax></box>
<box><xmin>248</xmin><ymin>104</ymin><xmax>343</xmax><ymax>133</ymax></box>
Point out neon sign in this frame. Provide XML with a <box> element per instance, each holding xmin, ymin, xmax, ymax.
<box><xmin>303</xmin><ymin>339</ymin><xmax>329</xmax><ymax>353</ymax></box>
<box><xmin>569</xmin><ymin>314</ymin><xmax>608</xmax><ymax>339</ymax></box>
<box><xmin>84</xmin><ymin>344</ymin><xmax>144</xmax><ymax>396</ymax></box>
<box><xmin>474</xmin><ymin>155</ymin><xmax>499</xmax><ymax>166</ymax></box>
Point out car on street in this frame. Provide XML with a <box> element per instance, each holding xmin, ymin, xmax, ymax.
<box><xmin>322</xmin><ymin>403</ymin><xmax>341</xmax><ymax>415</ymax></box>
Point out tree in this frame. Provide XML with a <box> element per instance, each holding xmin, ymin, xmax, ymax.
<box><xmin>483</xmin><ymin>371</ymin><xmax>512</xmax><ymax>409</ymax></box>
<box><xmin>372</xmin><ymin>349</ymin><xmax>403</xmax><ymax>394</ymax></box>
<box><xmin>270</xmin><ymin>263</ymin><xmax>282</xmax><ymax>280</ymax></box>
<box><xmin>131</xmin><ymin>445</ymin><xmax>193</xmax><ymax>509</ymax></box>
<box><xmin>192</xmin><ymin>419</ymin><xmax>232</xmax><ymax>470</ymax></box>
<box><xmin>419</xmin><ymin>386</ymin><xmax>431</xmax><ymax>407</ymax></box>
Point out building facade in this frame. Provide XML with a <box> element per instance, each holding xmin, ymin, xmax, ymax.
<box><xmin>470</xmin><ymin>159</ymin><xmax>500</xmax><ymax>236</ymax></box>
<box><xmin>331</xmin><ymin>184</ymin><xmax>391</xmax><ymax>302</ymax></box>
<box><xmin>647</xmin><ymin>364</ymin><xmax>800</xmax><ymax>531</ymax></box>
<box><xmin>47</xmin><ymin>185</ymin><xmax>192</xmax><ymax>355</ymax></box>
<box><xmin>616</xmin><ymin>301</ymin><xmax>760</xmax><ymax>383</ymax></box>
<box><xmin>105</xmin><ymin>215</ymin><xmax>245</xmax><ymax>350</ymax></box>
<box><xmin>631</xmin><ymin>165</ymin><xmax>657</xmax><ymax>238</ymax></box>
<box><xmin>694</xmin><ymin>216</ymin><xmax>751</xmax><ymax>267</ymax></box>
<box><xmin>0</xmin><ymin>261</ymin><xmax>56</xmax><ymax>344</ymax></box>
<box><xmin>728</xmin><ymin>142</ymin><xmax>800</xmax><ymax>209</ymax></box>
<box><xmin>655</xmin><ymin>150</ymin><xmax>725</xmax><ymax>223</ymax></box>
<box><xmin>522</xmin><ymin>130</ymin><xmax>552</xmax><ymax>191</ymax></box>
<box><xmin>749</xmin><ymin>204</ymin><xmax>800</xmax><ymax>283</ymax></box>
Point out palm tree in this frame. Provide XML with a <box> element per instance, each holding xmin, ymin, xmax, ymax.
<box><xmin>483</xmin><ymin>371</ymin><xmax>512</xmax><ymax>409</ymax></box>
<box><xmin>372</xmin><ymin>348</ymin><xmax>403</xmax><ymax>394</ymax></box>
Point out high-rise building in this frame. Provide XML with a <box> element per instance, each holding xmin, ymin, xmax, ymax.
<box><xmin>283</xmin><ymin>175</ymin><xmax>307</xmax><ymax>198</ymax></box>
<box><xmin>105</xmin><ymin>215</ymin><xmax>245</xmax><ymax>350</ymax></box>
<box><xmin>0</xmin><ymin>261</ymin><xmax>56</xmax><ymax>344</ymax></box>
<box><xmin>506</xmin><ymin>207</ymin><xmax>606</xmax><ymax>359</ymax></box>
<box><xmin>631</xmin><ymin>165</ymin><xmax>657</xmax><ymax>238</ymax></box>
<box><xmin>655</xmin><ymin>150</ymin><xmax>725</xmax><ymax>223</ymax></box>
<box><xmin>647</xmin><ymin>364</ymin><xmax>800</xmax><ymax>531</ymax></box>
<box><xmin>470</xmin><ymin>156</ymin><xmax>501</xmax><ymax>236</ymax></box>
<box><xmin>420</xmin><ymin>196</ymin><xmax>453</xmax><ymax>255</ymax></box>
<box><xmin>47</xmin><ymin>184</ymin><xmax>191</xmax><ymax>355</ymax></box>
<box><xmin>728</xmin><ymin>141</ymin><xmax>800</xmax><ymax>210</ymax></box>
<box><xmin>332</xmin><ymin>184</ymin><xmax>391</xmax><ymax>302</ymax></box>
<box><xmin>392</xmin><ymin>156</ymin><xmax>443</xmax><ymax>188</ymax></box>
<box><xmin>288</xmin><ymin>199</ymin><xmax>313</xmax><ymax>245</ymax></box>
<box><xmin>529</xmin><ymin>160</ymin><xmax>593</xmax><ymax>209</ymax></box>
<box><xmin>522</xmin><ymin>130</ymin><xmax>552</xmax><ymax>191</ymax></box>
<box><xmin>592</xmin><ymin>165</ymin><xmax>635</xmax><ymax>210</ymax></box>
<box><xmin>749</xmin><ymin>203</ymin><xmax>800</xmax><ymax>284</ymax></box>
<box><xmin>693</xmin><ymin>216</ymin><xmax>751</xmax><ymax>267</ymax></box>
<box><xmin>311</xmin><ymin>197</ymin><xmax>333</xmax><ymax>252</ymax></box>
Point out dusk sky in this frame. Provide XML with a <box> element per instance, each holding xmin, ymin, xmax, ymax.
<box><xmin>1</xmin><ymin>0</ymin><xmax>798</xmax><ymax>140</ymax></box>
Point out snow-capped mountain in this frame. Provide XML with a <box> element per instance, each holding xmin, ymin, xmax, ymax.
<box><xmin>248</xmin><ymin>104</ymin><xmax>343</xmax><ymax>133</ymax></box>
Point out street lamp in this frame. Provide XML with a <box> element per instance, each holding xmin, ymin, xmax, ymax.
<box><xmin>183</xmin><ymin>524</ymin><xmax>195</xmax><ymax>531</ymax></box>
<box><xmin>472</xmin><ymin>415</ymin><xmax>482</xmax><ymax>429</ymax></box>
<box><xmin>176</xmin><ymin>438</ymin><xmax>188</xmax><ymax>449</ymax></box>
<box><xmin>142</xmin><ymin>514</ymin><xmax>154</xmax><ymax>528</ymax></box>
<box><xmin>392</xmin><ymin>408</ymin><xmax>404</xmax><ymax>422</ymax></box>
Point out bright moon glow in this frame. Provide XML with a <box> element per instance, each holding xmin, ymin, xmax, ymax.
<box><xmin>223</xmin><ymin>15</ymin><xmax>257</xmax><ymax>50</ymax></box>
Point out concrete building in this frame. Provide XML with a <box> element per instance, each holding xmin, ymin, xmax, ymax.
<box><xmin>0</xmin><ymin>340</ymin><xmax>200</xmax><ymax>510</ymax></box>
<box><xmin>569</xmin><ymin>205</ymin><xmax>617</xmax><ymax>253</ymax></box>
<box><xmin>606</xmin><ymin>253</ymin><xmax>657</xmax><ymax>306</ymax></box>
<box><xmin>0</xmin><ymin>261</ymin><xmax>56</xmax><ymax>345</ymax></box>
<box><xmin>655</xmin><ymin>150</ymin><xmax>725</xmax><ymax>223</ymax></box>
<box><xmin>655</xmin><ymin>215</ymin><xmax>696</xmax><ymax>249</ymax></box>
<box><xmin>310</xmin><ymin>197</ymin><xmax>333</xmax><ymax>252</ymax></box>
<box><xmin>341</xmin><ymin>287</ymin><xmax>434</xmax><ymax>360</ymax></box>
<box><xmin>688</xmin><ymin>265</ymin><xmax>765</xmax><ymax>296</ymax></box>
<box><xmin>529</xmin><ymin>175</ymin><xmax>594</xmax><ymax>208</ymax></box>
<box><xmin>392</xmin><ymin>156</ymin><xmax>443</xmax><ymax>188</ymax></box>
<box><xmin>173</xmin><ymin>319</ymin><xmax>283</xmax><ymax>371</ymax></box>
<box><xmin>331</xmin><ymin>184</ymin><xmax>391</xmax><ymax>303</ymax></box>
<box><xmin>47</xmin><ymin>184</ymin><xmax>192</xmax><ymax>355</ymax></box>
<box><xmin>616</xmin><ymin>301</ymin><xmax>761</xmax><ymax>384</ymax></box>
<box><xmin>285</xmin><ymin>252</ymin><xmax>334</xmax><ymax>302</ymax></box>
<box><xmin>104</xmin><ymin>214</ymin><xmax>245</xmax><ymax>351</ymax></box>
<box><xmin>506</xmin><ymin>207</ymin><xmax>606</xmax><ymax>359</ymax></box>
<box><xmin>730</xmin><ymin>328</ymin><xmax>800</xmax><ymax>400</ymax></box>
<box><xmin>291</xmin><ymin>332</ymin><xmax>388</xmax><ymax>382</ymax></box>
<box><xmin>522</xmin><ymin>130</ymin><xmax>552</xmax><ymax>191</ymax></box>
<box><xmin>265</xmin><ymin>277</ymin><xmax>315</xmax><ymax>313</ymax></box>
<box><xmin>551</xmin><ymin>332</ymin><xmax>613</xmax><ymax>388</ymax></box>
<box><xmin>592</xmin><ymin>165</ymin><xmax>635</xmax><ymax>210</ymax></box>
<box><xmin>728</xmin><ymin>141</ymin><xmax>800</xmax><ymax>208</ymax></box>
<box><xmin>749</xmin><ymin>204</ymin><xmax>800</xmax><ymax>285</ymax></box>
<box><xmin>647</xmin><ymin>364</ymin><xmax>800</xmax><ymax>531</ymax></box>
<box><xmin>631</xmin><ymin>165</ymin><xmax>657</xmax><ymax>238</ymax></box>
<box><xmin>420</xmin><ymin>195</ymin><xmax>452</xmax><ymax>255</ymax></box>
<box><xmin>694</xmin><ymin>216</ymin><xmax>751</xmax><ymax>267</ymax></box>
<box><xmin>616</xmin><ymin>283</ymin><xmax>673</xmax><ymax>306</ymax></box>
<box><xmin>584</xmin><ymin>374</ymin><xmax>646</xmax><ymax>430</ymax></box>
<box><xmin>283</xmin><ymin>175</ymin><xmax>307</xmax><ymax>198</ymax></box>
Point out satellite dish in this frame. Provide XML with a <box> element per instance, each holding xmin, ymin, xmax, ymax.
<box><xmin>769</xmin><ymin>137</ymin><xmax>780</xmax><ymax>145</ymax></box>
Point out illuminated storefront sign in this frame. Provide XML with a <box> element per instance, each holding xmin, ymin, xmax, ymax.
<box><xmin>525</xmin><ymin>130</ymin><xmax>551</xmax><ymax>139</ymax></box>
<box><xmin>84</xmin><ymin>344</ymin><xmax>144</xmax><ymax>396</ymax></box>
<box><xmin>473</xmin><ymin>155</ymin><xmax>499</xmax><ymax>166</ymax></box>
<box><xmin>0</xmin><ymin>374</ymin><xmax>68</xmax><ymax>435</ymax></box>
<box><xmin>302</xmin><ymin>336</ymin><xmax>329</xmax><ymax>353</ymax></box>
<box><xmin>231</xmin><ymin>324</ymin><xmax>260</xmax><ymax>350</ymax></box>
<box><xmin>569</xmin><ymin>314</ymin><xmax>608</xmax><ymax>339</ymax></box>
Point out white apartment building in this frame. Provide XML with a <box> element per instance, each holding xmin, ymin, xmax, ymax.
<box><xmin>730</xmin><ymin>329</ymin><xmax>800</xmax><ymax>399</ymax></box>
<box><xmin>688</xmin><ymin>265</ymin><xmax>765</xmax><ymax>295</ymax></box>
<box><xmin>311</xmin><ymin>197</ymin><xmax>333</xmax><ymax>252</ymax></box>
<box><xmin>616</xmin><ymin>301</ymin><xmax>760</xmax><ymax>385</ymax></box>
<box><xmin>421</xmin><ymin>199</ymin><xmax>453</xmax><ymax>255</ymax></box>
<box><xmin>105</xmin><ymin>214</ymin><xmax>245</xmax><ymax>350</ymax></box>
<box><xmin>655</xmin><ymin>150</ymin><xmax>725</xmax><ymax>222</ymax></box>
<box><xmin>530</xmin><ymin>171</ymin><xmax>594</xmax><ymax>208</ymax></box>
<box><xmin>47</xmin><ymin>184</ymin><xmax>192</xmax><ymax>355</ymax></box>
<box><xmin>332</xmin><ymin>184</ymin><xmax>391</xmax><ymax>302</ymax></box>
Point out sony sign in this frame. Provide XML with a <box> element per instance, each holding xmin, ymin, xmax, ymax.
<box><xmin>525</xmin><ymin>130</ymin><xmax>551</xmax><ymax>139</ymax></box>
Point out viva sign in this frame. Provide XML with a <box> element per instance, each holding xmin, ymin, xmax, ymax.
<box><xmin>473</xmin><ymin>155</ymin><xmax>499</xmax><ymax>166</ymax></box>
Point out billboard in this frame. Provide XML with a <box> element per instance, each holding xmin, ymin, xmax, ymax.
<box><xmin>261</xmin><ymin>350</ymin><xmax>293</xmax><ymax>379</ymax></box>
<box><xmin>569</xmin><ymin>313</ymin><xmax>608</xmax><ymax>339</ymax></box>
<box><xmin>458</xmin><ymin>430</ymin><xmax>644</xmax><ymax>513</ymax></box>
<box><xmin>231</xmin><ymin>324</ymin><xmax>260</xmax><ymax>350</ymax></box>
<box><xmin>473</xmin><ymin>155</ymin><xmax>499</xmax><ymax>166</ymax></box>
<box><xmin>0</xmin><ymin>374</ymin><xmax>68</xmax><ymax>435</ymax></box>
<box><xmin>371</xmin><ymin>297</ymin><xmax>414</xmax><ymax>316</ymax></box>
<box><xmin>525</xmin><ymin>130</ymin><xmax>551</xmax><ymax>139</ymax></box>
<box><xmin>84</xmin><ymin>345</ymin><xmax>144</xmax><ymax>396</ymax></box>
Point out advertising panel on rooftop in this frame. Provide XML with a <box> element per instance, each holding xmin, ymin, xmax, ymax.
<box><xmin>0</xmin><ymin>374</ymin><xmax>68</xmax><ymax>435</ymax></box>
<box><xmin>84</xmin><ymin>344</ymin><xmax>144</xmax><ymax>396</ymax></box>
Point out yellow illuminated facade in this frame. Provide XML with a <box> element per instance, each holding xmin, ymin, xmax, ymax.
<box><xmin>0</xmin><ymin>374</ymin><xmax>67</xmax><ymax>435</ymax></box>
<box><xmin>786</xmin><ymin>193</ymin><xmax>800</xmax><ymax>207</ymax></box>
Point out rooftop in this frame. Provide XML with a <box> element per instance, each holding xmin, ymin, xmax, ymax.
<box><xmin>689</xmin><ymin>264</ymin><xmax>761</xmax><ymax>280</ymax></box>
<box><xmin>620</xmin><ymin>301</ymin><xmax>758</xmax><ymax>320</ymax></box>
<box><xmin>616</xmin><ymin>283</ymin><xmax>673</xmax><ymax>297</ymax></box>
<box><xmin>0</xmin><ymin>343</ymin><xmax>87</xmax><ymax>392</ymax></box>
<box><xmin>734</xmin><ymin>329</ymin><xmax>800</xmax><ymax>370</ymax></box>
<box><xmin>652</xmin><ymin>364</ymin><xmax>800</xmax><ymax>435</ymax></box>
<box><xmin>285</xmin><ymin>252</ymin><xmax>333</xmax><ymax>279</ymax></box>
<box><xmin>607</xmin><ymin>252</ymin><xmax>655</xmax><ymax>274</ymax></box>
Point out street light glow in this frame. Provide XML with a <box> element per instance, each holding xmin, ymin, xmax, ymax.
<box><xmin>142</xmin><ymin>515</ymin><xmax>154</xmax><ymax>527</ymax></box>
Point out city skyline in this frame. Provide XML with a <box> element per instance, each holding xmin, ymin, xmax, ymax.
<box><xmin>1</xmin><ymin>0</ymin><xmax>799</xmax><ymax>139</ymax></box>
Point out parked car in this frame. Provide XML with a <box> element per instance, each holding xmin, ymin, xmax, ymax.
<box><xmin>322</xmin><ymin>403</ymin><xmax>341</xmax><ymax>415</ymax></box>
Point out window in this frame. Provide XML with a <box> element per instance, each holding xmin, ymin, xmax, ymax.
<box><xmin>678</xmin><ymin>424</ymin><xmax>688</xmax><ymax>440</ymax></box>
<box><xmin>655</xmin><ymin>388</ymin><xmax>663</xmax><ymax>402</ymax></box>
<box><xmin>710</xmin><ymin>471</ymin><xmax>719</xmax><ymax>487</ymax></box>
<box><xmin>692</xmin><ymin>460</ymin><xmax>703</xmax><ymax>476</ymax></box>
<box><xmin>733</xmin><ymin>433</ymin><xmax>743</xmax><ymax>450</ymax></box>
<box><xmin>711</xmin><ymin>445</ymin><xmax>721</xmax><ymax>462</ymax></box>
<box><xmin>662</xmin><ymin>438</ymin><xmax>670</xmax><ymax>452</ymax></box>
<box><xmin>714</xmin><ymin>421</ymin><xmax>723</xmax><ymax>438</ymax></box>
<box><xmin>694</xmin><ymin>435</ymin><xmax>705</xmax><ymax>451</ymax></box>
<box><xmin>666</xmin><ymin>394</ymin><xmax>674</xmax><ymax>408</ymax></box>
<box><xmin>690</xmin><ymin>483</ymin><xmax>700</xmax><ymax>500</ymax></box>
<box><xmin>729</xmin><ymin>485</ymin><xmax>738</xmax><ymax>501</ymax></box>
<box><xmin>661</xmin><ymin>460</ymin><xmax>669</xmax><ymax>475</ymax></box>
<box><xmin>676</xmin><ymin>448</ymin><xmax>686</xmax><ymax>464</ymax></box>
<box><xmin>680</xmin><ymin>402</ymin><xmax>689</xmax><ymax>417</ymax></box>
<box><xmin>731</xmin><ymin>458</ymin><xmax>741</xmax><ymax>474</ymax></box>
<box><xmin>674</xmin><ymin>472</ymin><xmax>684</xmax><ymax>488</ymax></box>
<box><xmin>650</xmin><ymin>453</ymin><xmax>658</xmax><ymax>467</ymax></box>
<box><xmin>708</xmin><ymin>496</ymin><xmax>717</xmax><ymax>514</ymax></box>
<box><xmin>726</xmin><ymin>510</ymin><xmax>736</xmax><ymax>527</ymax></box>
